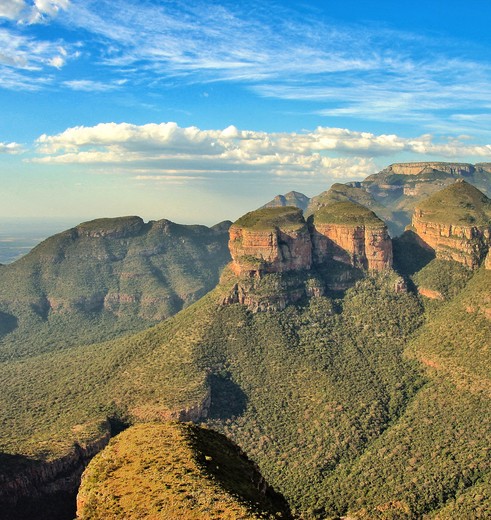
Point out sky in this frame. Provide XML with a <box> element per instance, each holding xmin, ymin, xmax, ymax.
<box><xmin>1</xmin><ymin>0</ymin><xmax>491</xmax><ymax>226</ymax></box>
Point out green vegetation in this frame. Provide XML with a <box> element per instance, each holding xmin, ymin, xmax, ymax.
<box><xmin>0</xmin><ymin>217</ymin><xmax>230</xmax><ymax>361</ymax></box>
<box><xmin>2</xmin><ymin>179</ymin><xmax>491</xmax><ymax>519</ymax></box>
<box><xmin>233</xmin><ymin>207</ymin><xmax>306</xmax><ymax>231</ymax></box>
<box><xmin>78</xmin><ymin>422</ymin><xmax>291</xmax><ymax>519</ymax></box>
<box><xmin>309</xmin><ymin>200</ymin><xmax>384</xmax><ymax>227</ymax></box>
<box><xmin>416</xmin><ymin>180</ymin><xmax>491</xmax><ymax>225</ymax></box>
<box><xmin>413</xmin><ymin>259</ymin><xmax>472</xmax><ymax>301</ymax></box>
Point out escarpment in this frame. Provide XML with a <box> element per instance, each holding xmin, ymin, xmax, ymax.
<box><xmin>411</xmin><ymin>181</ymin><xmax>491</xmax><ymax>268</ymax></box>
<box><xmin>225</xmin><ymin>204</ymin><xmax>393</xmax><ymax>310</ymax></box>
<box><xmin>309</xmin><ymin>201</ymin><xmax>393</xmax><ymax>271</ymax></box>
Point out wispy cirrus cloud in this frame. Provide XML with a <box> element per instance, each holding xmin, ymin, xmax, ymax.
<box><xmin>30</xmin><ymin>122</ymin><xmax>491</xmax><ymax>185</ymax></box>
<box><xmin>0</xmin><ymin>0</ymin><xmax>69</xmax><ymax>24</ymax></box>
<box><xmin>1</xmin><ymin>0</ymin><xmax>491</xmax><ymax>136</ymax></box>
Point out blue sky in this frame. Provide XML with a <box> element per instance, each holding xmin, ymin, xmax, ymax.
<box><xmin>1</xmin><ymin>0</ymin><xmax>491</xmax><ymax>225</ymax></box>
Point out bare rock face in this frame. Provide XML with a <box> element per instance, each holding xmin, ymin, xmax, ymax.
<box><xmin>310</xmin><ymin>201</ymin><xmax>393</xmax><ymax>271</ymax></box>
<box><xmin>229</xmin><ymin>207</ymin><xmax>312</xmax><ymax>277</ymax></box>
<box><xmin>411</xmin><ymin>181</ymin><xmax>491</xmax><ymax>269</ymax></box>
<box><xmin>388</xmin><ymin>162</ymin><xmax>475</xmax><ymax>176</ymax></box>
<box><xmin>486</xmin><ymin>252</ymin><xmax>491</xmax><ymax>270</ymax></box>
<box><xmin>225</xmin><ymin>203</ymin><xmax>393</xmax><ymax>311</ymax></box>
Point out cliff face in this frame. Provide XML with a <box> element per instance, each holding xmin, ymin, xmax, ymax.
<box><xmin>312</xmin><ymin>223</ymin><xmax>392</xmax><ymax>271</ymax></box>
<box><xmin>388</xmin><ymin>162</ymin><xmax>475</xmax><ymax>176</ymax></box>
<box><xmin>229</xmin><ymin>226</ymin><xmax>312</xmax><ymax>277</ymax></box>
<box><xmin>310</xmin><ymin>201</ymin><xmax>393</xmax><ymax>272</ymax></box>
<box><xmin>411</xmin><ymin>181</ymin><xmax>491</xmax><ymax>269</ymax></box>
<box><xmin>412</xmin><ymin>214</ymin><xmax>490</xmax><ymax>268</ymax></box>
<box><xmin>226</xmin><ymin>204</ymin><xmax>392</xmax><ymax>310</ymax></box>
<box><xmin>228</xmin><ymin>207</ymin><xmax>312</xmax><ymax>277</ymax></box>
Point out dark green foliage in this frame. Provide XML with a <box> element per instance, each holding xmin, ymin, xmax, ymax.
<box><xmin>0</xmin><ymin>217</ymin><xmax>230</xmax><ymax>361</ymax></box>
<box><xmin>413</xmin><ymin>259</ymin><xmax>472</xmax><ymax>301</ymax></box>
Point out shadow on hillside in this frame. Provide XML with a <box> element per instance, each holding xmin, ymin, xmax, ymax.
<box><xmin>393</xmin><ymin>230</ymin><xmax>436</xmax><ymax>276</ymax></box>
<box><xmin>207</xmin><ymin>373</ymin><xmax>248</xmax><ymax>420</ymax></box>
<box><xmin>0</xmin><ymin>453</ymin><xmax>76</xmax><ymax>520</ymax></box>
<box><xmin>0</xmin><ymin>311</ymin><xmax>18</xmax><ymax>338</ymax></box>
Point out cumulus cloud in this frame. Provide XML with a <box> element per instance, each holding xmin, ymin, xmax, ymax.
<box><xmin>0</xmin><ymin>141</ymin><xmax>23</xmax><ymax>153</ymax></box>
<box><xmin>0</xmin><ymin>0</ymin><xmax>69</xmax><ymax>23</ymax></box>
<box><xmin>31</xmin><ymin>122</ymin><xmax>491</xmax><ymax>185</ymax></box>
<box><xmin>0</xmin><ymin>0</ymin><xmax>25</xmax><ymax>20</ymax></box>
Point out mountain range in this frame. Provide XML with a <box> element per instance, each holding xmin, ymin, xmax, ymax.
<box><xmin>0</xmin><ymin>162</ymin><xmax>490</xmax><ymax>520</ymax></box>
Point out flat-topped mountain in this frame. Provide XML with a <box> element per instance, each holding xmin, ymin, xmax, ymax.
<box><xmin>0</xmin><ymin>216</ymin><xmax>231</xmax><ymax>361</ymax></box>
<box><xmin>261</xmin><ymin>161</ymin><xmax>491</xmax><ymax>236</ymax></box>
<box><xmin>411</xmin><ymin>180</ymin><xmax>491</xmax><ymax>268</ymax></box>
<box><xmin>309</xmin><ymin>201</ymin><xmax>393</xmax><ymax>271</ymax></box>
<box><xmin>229</xmin><ymin>207</ymin><xmax>312</xmax><ymax>277</ymax></box>
<box><xmin>225</xmin><ymin>203</ymin><xmax>392</xmax><ymax>311</ymax></box>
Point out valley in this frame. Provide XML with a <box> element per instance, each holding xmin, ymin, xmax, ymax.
<box><xmin>0</xmin><ymin>162</ymin><xmax>490</xmax><ymax>519</ymax></box>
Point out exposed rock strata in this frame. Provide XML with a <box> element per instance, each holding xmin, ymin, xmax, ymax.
<box><xmin>311</xmin><ymin>222</ymin><xmax>392</xmax><ymax>271</ymax></box>
<box><xmin>0</xmin><ymin>424</ymin><xmax>111</xmax><ymax>508</ymax></box>
<box><xmin>388</xmin><ymin>162</ymin><xmax>476</xmax><ymax>176</ymax></box>
<box><xmin>411</xmin><ymin>181</ymin><xmax>491</xmax><ymax>269</ymax></box>
<box><xmin>226</xmin><ymin>204</ymin><xmax>392</xmax><ymax>310</ymax></box>
<box><xmin>412</xmin><ymin>215</ymin><xmax>490</xmax><ymax>268</ymax></box>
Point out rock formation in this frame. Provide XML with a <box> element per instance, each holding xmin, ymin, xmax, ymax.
<box><xmin>228</xmin><ymin>207</ymin><xmax>312</xmax><ymax>277</ymax></box>
<box><xmin>411</xmin><ymin>180</ymin><xmax>491</xmax><ymax>268</ymax></box>
<box><xmin>225</xmin><ymin>203</ymin><xmax>393</xmax><ymax>310</ymax></box>
<box><xmin>309</xmin><ymin>201</ymin><xmax>393</xmax><ymax>271</ymax></box>
<box><xmin>387</xmin><ymin>162</ymin><xmax>476</xmax><ymax>176</ymax></box>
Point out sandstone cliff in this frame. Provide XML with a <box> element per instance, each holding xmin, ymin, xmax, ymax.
<box><xmin>229</xmin><ymin>207</ymin><xmax>312</xmax><ymax>277</ymax></box>
<box><xmin>225</xmin><ymin>203</ymin><xmax>393</xmax><ymax>310</ymax></box>
<box><xmin>387</xmin><ymin>162</ymin><xmax>476</xmax><ymax>176</ymax></box>
<box><xmin>411</xmin><ymin>181</ymin><xmax>491</xmax><ymax>268</ymax></box>
<box><xmin>309</xmin><ymin>201</ymin><xmax>393</xmax><ymax>271</ymax></box>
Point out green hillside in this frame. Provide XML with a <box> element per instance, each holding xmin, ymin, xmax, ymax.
<box><xmin>416</xmin><ymin>180</ymin><xmax>491</xmax><ymax>225</ymax></box>
<box><xmin>1</xmin><ymin>260</ymin><xmax>490</xmax><ymax>519</ymax></box>
<box><xmin>0</xmin><ymin>217</ymin><xmax>230</xmax><ymax>361</ymax></box>
<box><xmin>309</xmin><ymin>200</ymin><xmax>384</xmax><ymax>227</ymax></box>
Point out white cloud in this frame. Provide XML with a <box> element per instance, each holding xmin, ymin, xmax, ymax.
<box><xmin>31</xmin><ymin>122</ymin><xmax>491</xmax><ymax>185</ymax></box>
<box><xmin>0</xmin><ymin>0</ymin><xmax>25</xmax><ymax>20</ymax></box>
<box><xmin>63</xmin><ymin>79</ymin><xmax>123</xmax><ymax>91</ymax></box>
<box><xmin>0</xmin><ymin>141</ymin><xmax>22</xmax><ymax>153</ymax></box>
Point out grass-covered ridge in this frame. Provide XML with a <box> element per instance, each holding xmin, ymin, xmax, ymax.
<box><xmin>233</xmin><ymin>207</ymin><xmax>306</xmax><ymax>231</ymax></box>
<box><xmin>77</xmin><ymin>422</ymin><xmax>291</xmax><ymax>519</ymax></box>
<box><xmin>0</xmin><ymin>216</ymin><xmax>230</xmax><ymax>361</ymax></box>
<box><xmin>416</xmin><ymin>180</ymin><xmax>491</xmax><ymax>225</ymax></box>
<box><xmin>309</xmin><ymin>200</ymin><xmax>385</xmax><ymax>227</ymax></box>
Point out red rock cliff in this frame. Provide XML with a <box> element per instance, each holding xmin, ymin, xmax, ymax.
<box><xmin>310</xmin><ymin>202</ymin><xmax>393</xmax><ymax>271</ymax></box>
<box><xmin>229</xmin><ymin>207</ymin><xmax>312</xmax><ymax>277</ymax></box>
<box><xmin>411</xmin><ymin>181</ymin><xmax>491</xmax><ymax>269</ymax></box>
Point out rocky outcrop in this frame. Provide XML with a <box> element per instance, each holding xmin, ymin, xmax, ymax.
<box><xmin>309</xmin><ymin>202</ymin><xmax>393</xmax><ymax>271</ymax></box>
<box><xmin>0</xmin><ymin>423</ymin><xmax>111</xmax><ymax>509</ymax></box>
<box><xmin>229</xmin><ymin>207</ymin><xmax>312</xmax><ymax>277</ymax></box>
<box><xmin>411</xmin><ymin>181</ymin><xmax>491</xmax><ymax>269</ymax></box>
<box><xmin>412</xmin><ymin>215</ymin><xmax>490</xmax><ymax>268</ymax></box>
<box><xmin>225</xmin><ymin>204</ymin><xmax>393</xmax><ymax>310</ymax></box>
<box><xmin>486</xmin><ymin>252</ymin><xmax>491</xmax><ymax>270</ymax></box>
<box><xmin>388</xmin><ymin>162</ymin><xmax>475</xmax><ymax>176</ymax></box>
